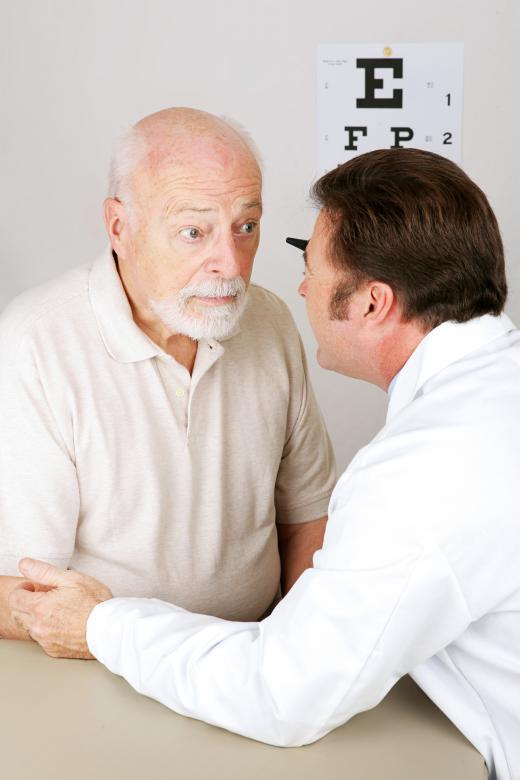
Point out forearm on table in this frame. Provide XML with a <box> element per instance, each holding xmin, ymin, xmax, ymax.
<box><xmin>0</xmin><ymin>576</ymin><xmax>32</xmax><ymax>640</ymax></box>
<box><xmin>277</xmin><ymin>515</ymin><xmax>327</xmax><ymax>595</ymax></box>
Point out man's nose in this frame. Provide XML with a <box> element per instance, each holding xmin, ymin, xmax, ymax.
<box><xmin>206</xmin><ymin>235</ymin><xmax>242</xmax><ymax>278</ymax></box>
<box><xmin>298</xmin><ymin>278</ymin><xmax>307</xmax><ymax>298</ymax></box>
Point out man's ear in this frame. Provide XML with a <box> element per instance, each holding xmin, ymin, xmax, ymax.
<box><xmin>362</xmin><ymin>282</ymin><xmax>396</xmax><ymax>324</ymax></box>
<box><xmin>103</xmin><ymin>198</ymin><xmax>131</xmax><ymax>256</ymax></box>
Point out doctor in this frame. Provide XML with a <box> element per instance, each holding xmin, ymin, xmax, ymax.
<box><xmin>10</xmin><ymin>148</ymin><xmax>520</xmax><ymax>780</ymax></box>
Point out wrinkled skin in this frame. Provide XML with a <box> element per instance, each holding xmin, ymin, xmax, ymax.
<box><xmin>9</xmin><ymin>559</ymin><xmax>112</xmax><ymax>659</ymax></box>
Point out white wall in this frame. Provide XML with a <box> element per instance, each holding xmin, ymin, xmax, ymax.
<box><xmin>1</xmin><ymin>0</ymin><xmax>518</xmax><ymax>471</ymax></box>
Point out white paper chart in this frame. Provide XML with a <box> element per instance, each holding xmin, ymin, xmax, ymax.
<box><xmin>317</xmin><ymin>43</ymin><xmax>464</xmax><ymax>175</ymax></box>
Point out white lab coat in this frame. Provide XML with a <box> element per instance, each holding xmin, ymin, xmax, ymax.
<box><xmin>87</xmin><ymin>313</ymin><xmax>520</xmax><ymax>780</ymax></box>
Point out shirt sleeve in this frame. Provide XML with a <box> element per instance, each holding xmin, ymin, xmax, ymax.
<box><xmin>0</xmin><ymin>358</ymin><xmax>79</xmax><ymax>574</ymax></box>
<box><xmin>274</xmin><ymin>336</ymin><xmax>336</xmax><ymax>524</ymax></box>
<box><xmin>87</xmin><ymin>534</ymin><xmax>471</xmax><ymax>747</ymax></box>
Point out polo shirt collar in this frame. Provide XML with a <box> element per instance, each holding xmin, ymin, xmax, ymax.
<box><xmin>88</xmin><ymin>249</ymin><xmax>239</xmax><ymax>363</ymax></box>
<box><xmin>386</xmin><ymin>313</ymin><xmax>516</xmax><ymax>422</ymax></box>
<box><xmin>88</xmin><ymin>250</ymin><xmax>160</xmax><ymax>363</ymax></box>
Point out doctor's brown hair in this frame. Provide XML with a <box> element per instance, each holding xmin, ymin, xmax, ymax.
<box><xmin>312</xmin><ymin>148</ymin><xmax>507</xmax><ymax>328</ymax></box>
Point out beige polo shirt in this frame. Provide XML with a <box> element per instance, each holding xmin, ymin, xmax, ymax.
<box><xmin>0</xmin><ymin>251</ymin><xmax>335</xmax><ymax>620</ymax></box>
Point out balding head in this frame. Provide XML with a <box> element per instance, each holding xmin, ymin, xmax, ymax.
<box><xmin>103</xmin><ymin>107</ymin><xmax>263</xmax><ymax>345</ymax></box>
<box><xmin>108</xmin><ymin>107</ymin><xmax>261</xmax><ymax>212</ymax></box>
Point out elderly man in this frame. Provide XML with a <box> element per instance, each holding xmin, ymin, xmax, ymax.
<box><xmin>11</xmin><ymin>149</ymin><xmax>520</xmax><ymax>780</ymax></box>
<box><xmin>0</xmin><ymin>108</ymin><xmax>335</xmax><ymax>639</ymax></box>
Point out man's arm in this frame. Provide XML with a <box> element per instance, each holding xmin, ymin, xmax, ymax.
<box><xmin>277</xmin><ymin>516</ymin><xmax>327</xmax><ymax>594</ymax></box>
<box><xmin>273</xmin><ymin>333</ymin><xmax>335</xmax><ymax>588</ymax></box>
<box><xmin>0</xmin><ymin>352</ymin><xmax>80</xmax><ymax>631</ymax></box>
<box><xmin>0</xmin><ymin>576</ymin><xmax>32</xmax><ymax>640</ymax></box>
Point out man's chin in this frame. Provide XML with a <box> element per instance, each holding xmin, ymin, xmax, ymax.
<box><xmin>188</xmin><ymin>302</ymin><xmax>236</xmax><ymax>318</ymax></box>
<box><xmin>316</xmin><ymin>347</ymin><xmax>330</xmax><ymax>369</ymax></box>
<box><xmin>177</xmin><ymin>312</ymin><xmax>242</xmax><ymax>341</ymax></box>
<box><xmin>316</xmin><ymin>347</ymin><xmax>338</xmax><ymax>373</ymax></box>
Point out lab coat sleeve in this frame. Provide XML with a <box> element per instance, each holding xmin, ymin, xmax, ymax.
<box><xmin>86</xmin><ymin>541</ymin><xmax>472</xmax><ymax>746</ymax></box>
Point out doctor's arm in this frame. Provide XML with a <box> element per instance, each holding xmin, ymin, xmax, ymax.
<box><xmin>88</xmin><ymin>547</ymin><xmax>471</xmax><ymax>746</ymax></box>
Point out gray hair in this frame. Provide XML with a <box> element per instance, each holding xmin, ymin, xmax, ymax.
<box><xmin>107</xmin><ymin>114</ymin><xmax>262</xmax><ymax>211</ymax></box>
<box><xmin>107</xmin><ymin>125</ymin><xmax>147</xmax><ymax>207</ymax></box>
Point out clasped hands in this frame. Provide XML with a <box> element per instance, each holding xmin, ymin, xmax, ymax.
<box><xmin>8</xmin><ymin>559</ymin><xmax>112</xmax><ymax>659</ymax></box>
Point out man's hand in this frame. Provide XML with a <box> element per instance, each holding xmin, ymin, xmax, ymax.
<box><xmin>0</xmin><ymin>576</ymin><xmax>38</xmax><ymax>640</ymax></box>
<box><xmin>8</xmin><ymin>559</ymin><xmax>113</xmax><ymax>659</ymax></box>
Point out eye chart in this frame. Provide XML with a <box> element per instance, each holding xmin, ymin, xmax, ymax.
<box><xmin>317</xmin><ymin>43</ymin><xmax>464</xmax><ymax>175</ymax></box>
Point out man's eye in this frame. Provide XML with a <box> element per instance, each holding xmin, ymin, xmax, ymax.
<box><xmin>179</xmin><ymin>227</ymin><xmax>201</xmax><ymax>240</ymax></box>
<box><xmin>239</xmin><ymin>221</ymin><xmax>256</xmax><ymax>235</ymax></box>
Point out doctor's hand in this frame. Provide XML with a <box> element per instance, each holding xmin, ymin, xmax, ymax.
<box><xmin>8</xmin><ymin>559</ymin><xmax>113</xmax><ymax>660</ymax></box>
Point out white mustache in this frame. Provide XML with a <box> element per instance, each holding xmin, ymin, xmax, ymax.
<box><xmin>178</xmin><ymin>277</ymin><xmax>246</xmax><ymax>303</ymax></box>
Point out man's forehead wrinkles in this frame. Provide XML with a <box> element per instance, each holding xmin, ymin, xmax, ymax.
<box><xmin>169</xmin><ymin>203</ymin><xmax>216</xmax><ymax>215</ymax></box>
<box><xmin>161</xmin><ymin>180</ymin><xmax>262</xmax><ymax>218</ymax></box>
<box><xmin>167</xmin><ymin>199</ymin><xmax>262</xmax><ymax>215</ymax></box>
<box><xmin>158</xmin><ymin>172</ymin><xmax>261</xmax><ymax>192</ymax></box>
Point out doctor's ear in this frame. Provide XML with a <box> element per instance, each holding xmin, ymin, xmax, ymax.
<box><xmin>362</xmin><ymin>282</ymin><xmax>396</xmax><ymax>323</ymax></box>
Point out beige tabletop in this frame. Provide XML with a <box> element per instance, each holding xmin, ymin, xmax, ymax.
<box><xmin>0</xmin><ymin>640</ymin><xmax>486</xmax><ymax>780</ymax></box>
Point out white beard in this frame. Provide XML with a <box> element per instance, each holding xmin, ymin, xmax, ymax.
<box><xmin>149</xmin><ymin>277</ymin><xmax>248</xmax><ymax>341</ymax></box>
